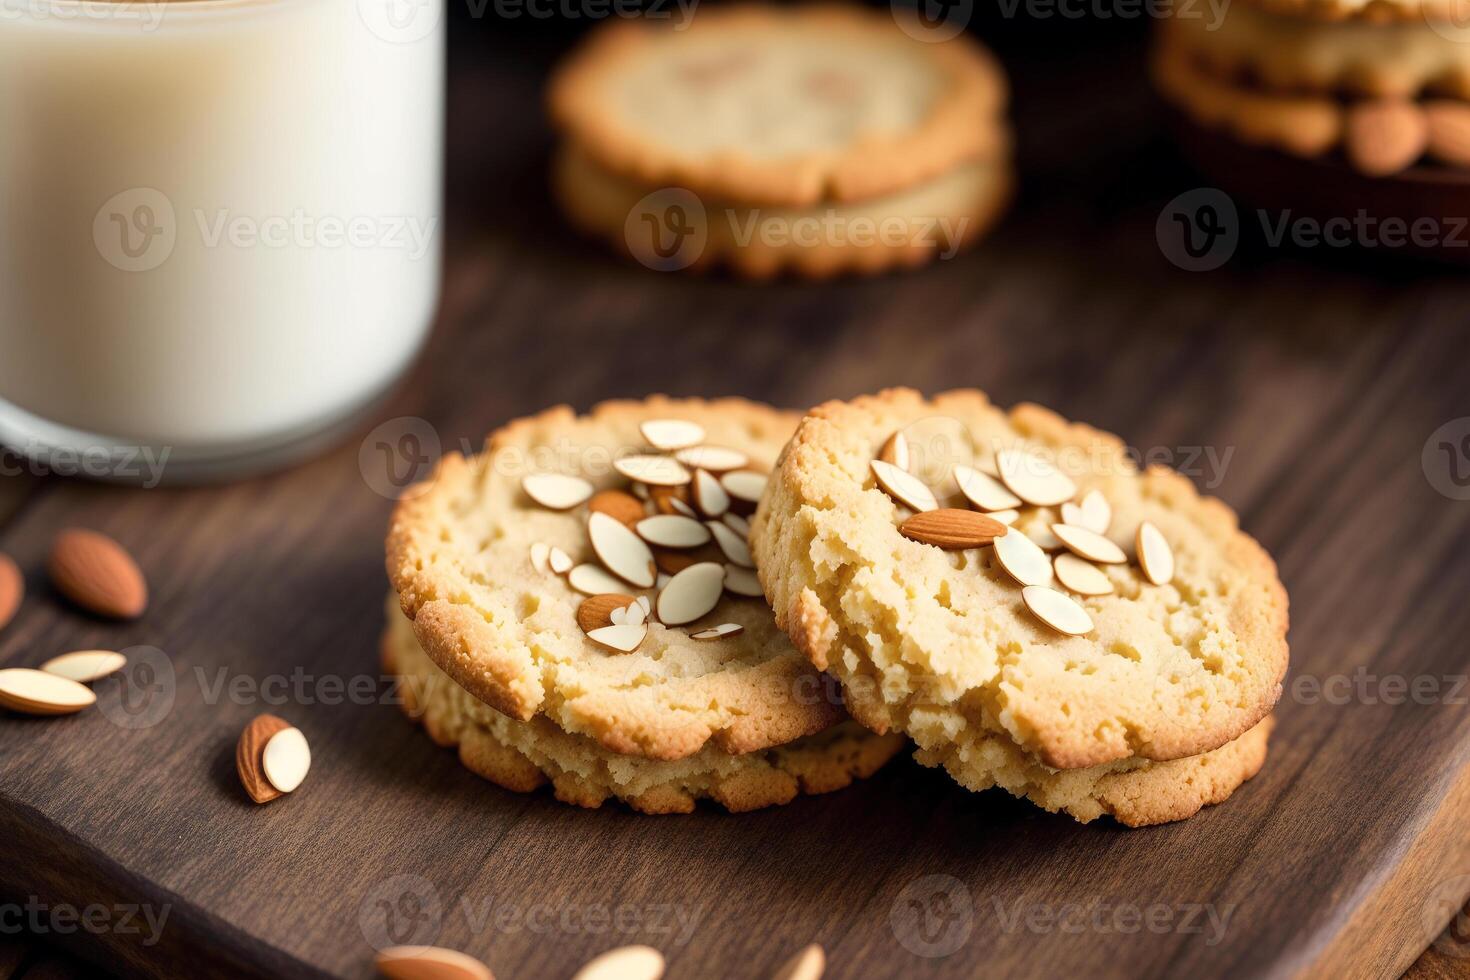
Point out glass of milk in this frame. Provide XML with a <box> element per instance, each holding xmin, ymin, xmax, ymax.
<box><xmin>0</xmin><ymin>0</ymin><xmax>444</xmax><ymax>482</ymax></box>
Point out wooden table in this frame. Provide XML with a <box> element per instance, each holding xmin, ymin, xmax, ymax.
<box><xmin>3</xmin><ymin>14</ymin><xmax>1470</xmax><ymax>980</ymax></box>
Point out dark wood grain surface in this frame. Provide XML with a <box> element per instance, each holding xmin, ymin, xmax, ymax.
<box><xmin>3</xmin><ymin>14</ymin><xmax>1470</xmax><ymax>980</ymax></box>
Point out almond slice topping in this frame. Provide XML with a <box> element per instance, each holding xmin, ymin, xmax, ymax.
<box><xmin>589</xmin><ymin>489</ymin><xmax>645</xmax><ymax>527</ymax></box>
<box><xmin>522</xmin><ymin>473</ymin><xmax>594</xmax><ymax>510</ymax></box>
<box><xmin>262</xmin><ymin>725</ymin><xmax>311</xmax><ymax>794</ymax></box>
<box><xmin>40</xmin><ymin>650</ymin><xmax>127</xmax><ymax>684</ymax></box>
<box><xmin>649</xmin><ymin>484</ymin><xmax>692</xmax><ymax>515</ymax></box>
<box><xmin>577</xmin><ymin>594</ymin><xmax>637</xmax><ymax>633</ymax></box>
<box><xmin>1137</xmin><ymin>521</ymin><xmax>1175</xmax><ymax>585</ymax></box>
<box><xmin>1052</xmin><ymin>524</ymin><xmax>1127</xmax><ymax>565</ymax></box>
<box><xmin>548</xmin><ymin>546</ymin><xmax>574</xmax><ymax>575</ymax></box>
<box><xmin>588</xmin><ymin>512</ymin><xmax>657</xmax><ymax>588</ymax></box>
<box><xmin>635</xmin><ymin>515</ymin><xmax>711</xmax><ymax>549</ymax></box>
<box><xmin>707</xmin><ymin>521</ymin><xmax>754</xmax><ymax>567</ymax></box>
<box><xmin>899</xmin><ymin>509</ymin><xmax>1007</xmax><ymax>550</ymax></box>
<box><xmin>585</xmin><ymin>623</ymin><xmax>647</xmax><ymax>654</ymax></box>
<box><xmin>572</xmin><ymin>946</ymin><xmax>665</xmax><ymax>980</ymax></box>
<box><xmin>690</xmin><ymin>623</ymin><xmax>744</xmax><ymax>640</ymax></box>
<box><xmin>996</xmin><ymin>449</ymin><xmax>1077</xmax><ymax>507</ymax></box>
<box><xmin>656</xmin><ymin>561</ymin><xmax>725</xmax><ymax>625</ymax></box>
<box><xmin>1079</xmin><ymin>489</ymin><xmax>1111</xmax><ymax>534</ymax></box>
<box><xmin>0</xmin><ymin>668</ymin><xmax>96</xmax><ymax>716</ymax></box>
<box><xmin>954</xmin><ymin>464</ymin><xmax>1021</xmax><ymax>512</ymax></box>
<box><xmin>568</xmin><ymin>564</ymin><xmax>631</xmax><ymax>595</ymax></box>
<box><xmin>669</xmin><ymin>497</ymin><xmax>698</xmax><ymax>519</ymax></box>
<box><xmin>720</xmin><ymin>470</ymin><xmax>767</xmax><ymax>507</ymax></box>
<box><xmin>987</xmin><ymin>509</ymin><xmax>1020</xmax><ymax>526</ymax></box>
<box><xmin>722</xmin><ymin>512</ymin><xmax>750</xmax><ymax>537</ymax></box>
<box><xmin>774</xmin><ymin>944</ymin><xmax>825</xmax><ymax>980</ymax></box>
<box><xmin>1022</xmin><ymin>585</ymin><xmax>1094</xmax><ymax>636</ymax></box>
<box><xmin>870</xmin><ymin>460</ymin><xmax>938</xmax><ymax>513</ymax></box>
<box><xmin>723</xmin><ymin>564</ymin><xmax>763</xmax><ymax>597</ymax></box>
<box><xmin>639</xmin><ymin>418</ymin><xmax>705</xmax><ymax>451</ymax></box>
<box><xmin>879</xmin><ymin>431</ymin><xmax>910</xmax><ymax>471</ymax></box>
<box><xmin>674</xmin><ymin>445</ymin><xmax>748</xmax><ymax>472</ymax></box>
<box><xmin>376</xmin><ymin>946</ymin><xmax>494</xmax><ymax>980</ymax></box>
<box><xmin>1053</xmin><ymin>553</ymin><xmax>1113</xmax><ymax>596</ymax></box>
<box><xmin>692</xmin><ymin>469</ymin><xmax>730</xmax><ymax>518</ymax></box>
<box><xmin>530</xmin><ymin>542</ymin><xmax>550</xmax><ymax>573</ymax></box>
<box><xmin>993</xmin><ymin>528</ymin><xmax>1054</xmax><ymax>588</ymax></box>
<box><xmin>614</xmin><ymin>455</ymin><xmax>691</xmax><ymax>487</ymax></box>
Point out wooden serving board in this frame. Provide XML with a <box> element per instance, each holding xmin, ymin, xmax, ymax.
<box><xmin>4</xmin><ymin>22</ymin><xmax>1470</xmax><ymax>980</ymax></box>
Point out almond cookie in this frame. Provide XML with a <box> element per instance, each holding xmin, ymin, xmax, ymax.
<box><xmin>384</xmin><ymin>604</ymin><xmax>906</xmax><ymax>814</ymax></box>
<box><xmin>751</xmin><ymin>389</ymin><xmax>1289</xmax><ymax>776</ymax></box>
<box><xmin>386</xmin><ymin>397</ymin><xmax>846</xmax><ymax>761</ymax></box>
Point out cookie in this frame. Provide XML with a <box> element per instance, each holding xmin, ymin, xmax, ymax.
<box><xmin>386</xmin><ymin>397</ymin><xmax>847</xmax><ymax>762</ymax></box>
<box><xmin>751</xmin><ymin>388</ymin><xmax>1289</xmax><ymax>775</ymax></box>
<box><xmin>384</xmin><ymin>604</ymin><xmax>906</xmax><ymax>814</ymax></box>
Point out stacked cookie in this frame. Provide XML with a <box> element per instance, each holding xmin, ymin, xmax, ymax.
<box><xmin>1155</xmin><ymin>0</ymin><xmax>1470</xmax><ymax>176</ymax></box>
<box><xmin>752</xmin><ymin>389</ymin><xmax>1289</xmax><ymax>826</ymax></box>
<box><xmin>384</xmin><ymin>398</ymin><xmax>904</xmax><ymax>814</ymax></box>
<box><xmin>548</xmin><ymin>5</ymin><xmax>1012</xmax><ymax>277</ymax></box>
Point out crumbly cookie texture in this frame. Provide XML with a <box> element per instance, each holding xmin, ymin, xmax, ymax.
<box><xmin>752</xmin><ymin>388</ymin><xmax>1288</xmax><ymax>772</ymax></box>
<box><xmin>384</xmin><ymin>606</ymin><xmax>905</xmax><ymax>814</ymax></box>
<box><xmin>554</xmin><ymin>143</ymin><xmax>1013</xmax><ymax>280</ymax></box>
<box><xmin>916</xmin><ymin>717</ymin><xmax>1273</xmax><ymax>827</ymax></box>
<box><xmin>387</xmin><ymin>397</ymin><xmax>846</xmax><ymax>762</ymax></box>
<box><xmin>548</xmin><ymin>4</ymin><xmax>1007</xmax><ymax>208</ymax></box>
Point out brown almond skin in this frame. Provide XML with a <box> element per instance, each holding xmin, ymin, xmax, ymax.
<box><xmin>237</xmin><ymin>714</ymin><xmax>291</xmax><ymax>804</ymax></box>
<box><xmin>588</xmin><ymin>490</ymin><xmax>644</xmax><ymax>528</ymax></box>
<box><xmin>1345</xmin><ymin>100</ymin><xmax>1428</xmax><ymax>177</ymax></box>
<box><xmin>0</xmin><ymin>553</ymin><xmax>21</xmax><ymax>631</ymax></box>
<box><xmin>576</xmin><ymin>594</ymin><xmax>636</xmax><ymax>633</ymax></box>
<box><xmin>649</xmin><ymin>484</ymin><xmax>692</xmax><ymax>515</ymax></box>
<box><xmin>48</xmin><ymin>529</ymin><xmax>147</xmax><ymax>620</ymax></box>
<box><xmin>900</xmin><ymin>509</ymin><xmax>1008</xmax><ymax>549</ymax></box>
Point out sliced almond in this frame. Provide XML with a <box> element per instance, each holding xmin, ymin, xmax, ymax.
<box><xmin>690</xmin><ymin>623</ymin><xmax>744</xmax><ymax>641</ymax></box>
<box><xmin>577</xmin><ymin>594</ymin><xmax>637</xmax><ymax>633</ymax></box>
<box><xmin>625</xmin><ymin>597</ymin><xmax>648</xmax><ymax>626</ymax></box>
<box><xmin>1053</xmin><ymin>554</ymin><xmax>1113</xmax><ymax>596</ymax></box>
<box><xmin>674</xmin><ymin>446</ymin><xmax>747</xmax><ymax>472</ymax></box>
<box><xmin>774</xmin><ymin>944</ymin><xmax>825</xmax><ymax>980</ymax></box>
<box><xmin>614</xmin><ymin>455</ymin><xmax>691</xmax><ymax>487</ymax></box>
<box><xmin>656</xmin><ymin>562</ymin><xmax>725</xmax><ymax>625</ymax></box>
<box><xmin>1022</xmin><ymin>585</ymin><xmax>1093</xmax><ymax>636</ymax></box>
<box><xmin>878</xmin><ymin>431</ymin><xmax>911</xmax><ymax>471</ymax></box>
<box><xmin>588</xmin><ymin>512</ymin><xmax>657</xmax><ymax>588</ymax></box>
<box><xmin>722</xmin><ymin>513</ymin><xmax>750</xmax><ymax>537</ymax></box>
<box><xmin>236</xmin><ymin>714</ymin><xmax>291</xmax><ymax>804</ymax></box>
<box><xmin>720</xmin><ymin>470</ymin><xmax>768</xmax><ymax>507</ymax></box>
<box><xmin>653</xmin><ymin>548</ymin><xmax>699</xmax><ymax>576</ymax></box>
<box><xmin>1052</xmin><ymin>524</ymin><xmax>1127</xmax><ymax>565</ymax></box>
<box><xmin>996</xmin><ymin>450</ymin><xmax>1076</xmax><ymax>508</ymax></box>
<box><xmin>723</xmin><ymin>564</ymin><xmax>763</xmax><ymax>597</ymax></box>
<box><xmin>572</xmin><ymin>946</ymin><xmax>665</xmax><ymax>980</ymax></box>
<box><xmin>530</xmin><ymin>542</ymin><xmax>550</xmax><ymax>573</ymax></box>
<box><xmin>707</xmin><ymin>521</ymin><xmax>754</xmax><ymax>567</ymax></box>
<box><xmin>669</xmin><ymin>498</ymin><xmax>698</xmax><ymax>519</ymax></box>
<box><xmin>548</xmin><ymin>546</ymin><xmax>574</xmax><ymax>575</ymax></box>
<box><xmin>522</xmin><ymin>473</ymin><xmax>594</xmax><ymax>511</ymax></box>
<box><xmin>40</xmin><ymin>650</ymin><xmax>127</xmax><ymax>684</ymax></box>
<box><xmin>993</xmin><ymin>528</ymin><xmax>1054</xmax><ymax>587</ymax></box>
<box><xmin>262</xmin><ymin>725</ymin><xmax>310</xmax><ymax>794</ymax></box>
<box><xmin>640</xmin><ymin>418</ymin><xmax>705</xmax><ymax>451</ymax></box>
<box><xmin>899</xmin><ymin>509</ymin><xmax>1007</xmax><ymax>550</ymax></box>
<box><xmin>636</xmin><ymin>515</ymin><xmax>711</xmax><ymax>550</ymax></box>
<box><xmin>0</xmin><ymin>552</ymin><xmax>20</xmax><ymax>632</ymax></box>
<box><xmin>375</xmin><ymin>946</ymin><xmax>494</xmax><ymax>980</ymax></box>
<box><xmin>954</xmin><ymin>464</ymin><xmax>1021</xmax><ymax>512</ymax></box>
<box><xmin>586</xmin><ymin>623</ymin><xmax>647</xmax><ymax>654</ymax></box>
<box><xmin>650</xmin><ymin>483</ymin><xmax>693</xmax><ymax>516</ymax></box>
<box><xmin>631</xmin><ymin>482</ymin><xmax>650</xmax><ymax>500</ymax></box>
<box><xmin>48</xmin><ymin>528</ymin><xmax>147</xmax><ymax>620</ymax></box>
<box><xmin>1137</xmin><ymin>521</ymin><xmax>1175</xmax><ymax>586</ymax></box>
<box><xmin>986</xmin><ymin>509</ymin><xmax>1020</xmax><ymax>526</ymax></box>
<box><xmin>656</xmin><ymin>573</ymin><xmax>671</xmax><ymax>589</ymax></box>
<box><xmin>692</xmin><ymin>469</ymin><xmax>730</xmax><ymax>518</ymax></box>
<box><xmin>0</xmin><ymin>667</ymin><xmax>96</xmax><ymax>716</ymax></box>
<box><xmin>1078</xmin><ymin>489</ymin><xmax>1111</xmax><ymax>534</ymax></box>
<box><xmin>568</xmin><ymin>564</ymin><xmax>631</xmax><ymax>595</ymax></box>
<box><xmin>870</xmin><ymin>460</ymin><xmax>938</xmax><ymax>513</ymax></box>
<box><xmin>589</xmin><ymin>489</ymin><xmax>645</xmax><ymax>528</ymax></box>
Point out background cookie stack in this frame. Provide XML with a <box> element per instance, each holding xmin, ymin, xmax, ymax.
<box><xmin>549</xmin><ymin>5</ymin><xmax>1012</xmax><ymax>278</ymax></box>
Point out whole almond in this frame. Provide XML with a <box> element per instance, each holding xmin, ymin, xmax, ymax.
<box><xmin>576</xmin><ymin>593</ymin><xmax>636</xmax><ymax>633</ymax></box>
<box><xmin>899</xmin><ymin>509</ymin><xmax>1008</xmax><ymax>549</ymax></box>
<box><xmin>48</xmin><ymin>529</ymin><xmax>147</xmax><ymax>620</ymax></box>
<box><xmin>0</xmin><ymin>552</ymin><xmax>21</xmax><ymax>631</ymax></box>
<box><xmin>588</xmin><ymin>490</ymin><xmax>645</xmax><ymax>528</ymax></box>
<box><xmin>1345</xmin><ymin>100</ymin><xmax>1428</xmax><ymax>177</ymax></box>
<box><xmin>376</xmin><ymin>946</ymin><xmax>494</xmax><ymax>980</ymax></box>
<box><xmin>237</xmin><ymin>714</ymin><xmax>292</xmax><ymax>804</ymax></box>
<box><xmin>1424</xmin><ymin>100</ymin><xmax>1470</xmax><ymax>167</ymax></box>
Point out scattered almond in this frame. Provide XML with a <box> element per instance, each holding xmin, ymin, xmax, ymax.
<box><xmin>692</xmin><ymin>469</ymin><xmax>730</xmax><ymax>518</ymax></box>
<box><xmin>530</xmin><ymin>542</ymin><xmax>551</xmax><ymax>573</ymax></box>
<box><xmin>1053</xmin><ymin>553</ymin><xmax>1113</xmax><ymax>596</ymax></box>
<box><xmin>723</xmin><ymin>564</ymin><xmax>763</xmax><ymax>597</ymax></box>
<box><xmin>548</xmin><ymin>547</ymin><xmax>574</xmax><ymax>575</ymax></box>
<box><xmin>572</xmin><ymin>945</ymin><xmax>665</xmax><ymax>980</ymax></box>
<box><xmin>722</xmin><ymin>513</ymin><xmax>750</xmax><ymax>537</ymax></box>
<box><xmin>237</xmin><ymin>714</ymin><xmax>292</xmax><ymax>804</ymax></box>
<box><xmin>568</xmin><ymin>564</ymin><xmax>632</xmax><ymax>595</ymax></box>
<box><xmin>650</xmin><ymin>484</ymin><xmax>693</xmax><ymax>516</ymax></box>
<box><xmin>870</xmin><ymin>460</ymin><xmax>938</xmax><ymax>513</ymax></box>
<box><xmin>589</xmin><ymin>490</ymin><xmax>645</xmax><ymax>528</ymax></box>
<box><xmin>48</xmin><ymin>528</ymin><xmax>147</xmax><ymax>620</ymax></box>
<box><xmin>653</xmin><ymin>548</ymin><xmax>699</xmax><ymax>576</ymax></box>
<box><xmin>674</xmin><ymin>446</ymin><xmax>747</xmax><ymax>472</ymax></box>
<box><xmin>899</xmin><ymin>509</ymin><xmax>1007</xmax><ymax>550</ymax></box>
<box><xmin>262</xmin><ymin>725</ymin><xmax>311</xmax><ymax>794</ymax></box>
<box><xmin>0</xmin><ymin>668</ymin><xmax>96</xmax><ymax>716</ymax></box>
<box><xmin>690</xmin><ymin>623</ymin><xmax>744</xmax><ymax>640</ymax></box>
<box><xmin>635</xmin><ymin>515</ymin><xmax>711</xmax><ymax>550</ymax></box>
<box><xmin>993</xmin><ymin>527</ymin><xmax>1054</xmax><ymax>588</ymax></box>
<box><xmin>879</xmin><ymin>431</ymin><xmax>910</xmax><ymax>471</ymax></box>
<box><xmin>0</xmin><ymin>553</ymin><xmax>20</xmax><ymax>632</ymax></box>
<box><xmin>774</xmin><ymin>944</ymin><xmax>825</xmax><ymax>980</ymax></box>
<box><xmin>720</xmin><ymin>470</ymin><xmax>768</xmax><ymax>509</ymax></box>
<box><xmin>954</xmin><ymin>464</ymin><xmax>1021</xmax><ymax>512</ymax></box>
<box><xmin>1137</xmin><ymin>521</ymin><xmax>1175</xmax><ymax>586</ymax></box>
<box><xmin>1078</xmin><ymin>489</ymin><xmax>1111</xmax><ymax>534</ymax></box>
<box><xmin>1345</xmin><ymin>100</ymin><xmax>1428</xmax><ymax>177</ymax></box>
<box><xmin>639</xmin><ymin>419</ymin><xmax>705</xmax><ymax>451</ymax></box>
<box><xmin>577</xmin><ymin>594</ymin><xmax>638</xmax><ymax>633</ymax></box>
<box><xmin>376</xmin><ymin>945</ymin><xmax>494</xmax><ymax>980</ymax></box>
<box><xmin>588</xmin><ymin>512</ymin><xmax>657</xmax><ymax>588</ymax></box>
<box><xmin>668</xmin><ymin>497</ymin><xmax>698</xmax><ymax>519</ymax></box>
<box><xmin>586</xmin><ymin>623</ymin><xmax>648</xmax><ymax>654</ymax></box>
<box><xmin>707</xmin><ymin>521</ymin><xmax>754</xmax><ymax>567</ymax></box>
<box><xmin>1052</xmin><ymin>524</ymin><xmax>1127</xmax><ymax>565</ymax></box>
<box><xmin>614</xmin><ymin>455</ymin><xmax>690</xmax><ymax>487</ymax></box>
<box><xmin>40</xmin><ymin>650</ymin><xmax>127</xmax><ymax>684</ymax></box>
<box><xmin>996</xmin><ymin>450</ymin><xmax>1076</xmax><ymax>508</ymax></box>
<box><xmin>986</xmin><ymin>509</ymin><xmax>1020</xmax><ymax>526</ymax></box>
<box><xmin>656</xmin><ymin>562</ymin><xmax>725</xmax><ymax>625</ymax></box>
<box><xmin>522</xmin><ymin>473</ymin><xmax>594</xmax><ymax>511</ymax></box>
<box><xmin>1022</xmin><ymin>585</ymin><xmax>1093</xmax><ymax>636</ymax></box>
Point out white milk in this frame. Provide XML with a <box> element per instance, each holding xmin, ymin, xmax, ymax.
<box><xmin>0</xmin><ymin>0</ymin><xmax>444</xmax><ymax>479</ymax></box>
